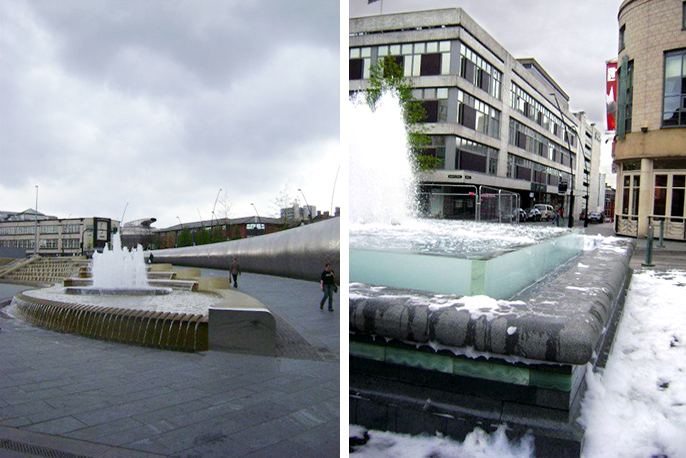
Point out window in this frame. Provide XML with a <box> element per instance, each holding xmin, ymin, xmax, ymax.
<box><xmin>349</xmin><ymin>47</ymin><xmax>371</xmax><ymax>80</ymax></box>
<box><xmin>455</xmin><ymin>137</ymin><xmax>498</xmax><ymax>175</ymax></box>
<box><xmin>624</xmin><ymin>60</ymin><xmax>633</xmax><ymax>133</ymax></box>
<box><xmin>417</xmin><ymin>136</ymin><xmax>446</xmax><ymax>168</ymax></box>
<box><xmin>459</xmin><ymin>43</ymin><xmax>502</xmax><ymax>99</ymax></box>
<box><xmin>420</xmin><ymin>53</ymin><xmax>441</xmax><ymax>76</ymax></box>
<box><xmin>663</xmin><ymin>49</ymin><xmax>686</xmax><ymax>127</ymax></box>
<box><xmin>457</xmin><ymin>90</ymin><xmax>500</xmax><ymax>138</ymax></box>
<box><xmin>379</xmin><ymin>41</ymin><xmax>450</xmax><ymax>78</ymax></box>
<box><xmin>619</xmin><ymin>25</ymin><xmax>625</xmax><ymax>52</ymax></box>
<box><xmin>412</xmin><ymin>87</ymin><xmax>449</xmax><ymax>122</ymax></box>
<box><xmin>683</xmin><ymin>2</ymin><xmax>686</xmax><ymax>30</ymax></box>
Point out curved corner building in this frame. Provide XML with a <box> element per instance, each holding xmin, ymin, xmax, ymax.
<box><xmin>614</xmin><ymin>0</ymin><xmax>686</xmax><ymax>239</ymax></box>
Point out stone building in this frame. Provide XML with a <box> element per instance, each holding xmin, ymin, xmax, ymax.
<box><xmin>350</xmin><ymin>8</ymin><xmax>603</xmax><ymax>221</ymax></box>
<box><xmin>614</xmin><ymin>0</ymin><xmax>686</xmax><ymax>239</ymax></box>
<box><xmin>0</xmin><ymin>214</ymin><xmax>118</xmax><ymax>257</ymax></box>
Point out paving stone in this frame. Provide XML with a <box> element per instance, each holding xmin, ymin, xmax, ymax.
<box><xmin>63</xmin><ymin>417</ymin><xmax>144</xmax><ymax>441</ymax></box>
<box><xmin>25</xmin><ymin>416</ymin><xmax>87</xmax><ymax>435</ymax></box>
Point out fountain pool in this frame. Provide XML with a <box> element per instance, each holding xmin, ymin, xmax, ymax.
<box><xmin>349</xmin><ymin>93</ymin><xmax>583</xmax><ymax>299</ymax></box>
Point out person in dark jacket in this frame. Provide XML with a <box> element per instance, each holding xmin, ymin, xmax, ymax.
<box><xmin>230</xmin><ymin>257</ymin><xmax>241</xmax><ymax>289</ymax></box>
<box><xmin>320</xmin><ymin>263</ymin><xmax>335</xmax><ymax>312</ymax></box>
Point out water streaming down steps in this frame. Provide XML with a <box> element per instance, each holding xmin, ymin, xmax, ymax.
<box><xmin>11</xmin><ymin>294</ymin><xmax>208</xmax><ymax>351</ymax></box>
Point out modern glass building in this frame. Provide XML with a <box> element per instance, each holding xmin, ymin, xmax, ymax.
<box><xmin>614</xmin><ymin>0</ymin><xmax>686</xmax><ymax>240</ymax></box>
<box><xmin>350</xmin><ymin>8</ymin><xmax>602</xmax><ymax>221</ymax></box>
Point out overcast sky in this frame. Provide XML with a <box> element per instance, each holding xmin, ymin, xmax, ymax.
<box><xmin>0</xmin><ymin>0</ymin><xmax>340</xmax><ymax>228</ymax></box>
<box><xmin>350</xmin><ymin>0</ymin><xmax>623</xmax><ymax>186</ymax></box>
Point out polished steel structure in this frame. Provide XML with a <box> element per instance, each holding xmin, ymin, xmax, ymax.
<box><xmin>148</xmin><ymin>218</ymin><xmax>340</xmax><ymax>282</ymax></box>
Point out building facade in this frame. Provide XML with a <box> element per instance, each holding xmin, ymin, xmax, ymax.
<box><xmin>614</xmin><ymin>0</ymin><xmax>686</xmax><ymax>240</ymax></box>
<box><xmin>350</xmin><ymin>9</ymin><xmax>603</xmax><ymax>221</ymax></box>
<box><xmin>0</xmin><ymin>214</ymin><xmax>118</xmax><ymax>257</ymax></box>
<box><xmin>280</xmin><ymin>204</ymin><xmax>317</xmax><ymax>223</ymax></box>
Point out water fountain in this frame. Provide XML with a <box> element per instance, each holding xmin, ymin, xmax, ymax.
<box><xmin>349</xmin><ymin>92</ymin><xmax>635</xmax><ymax>455</ymax></box>
<box><xmin>349</xmin><ymin>92</ymin><xmax>584</xmax><ymax>299</ymax></box>
<box><xmin>64</xmin><ymin>233</ymin><xmax>172</xmax><ymax>295</ymax></box>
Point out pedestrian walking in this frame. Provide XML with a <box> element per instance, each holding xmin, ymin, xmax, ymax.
<box><xmin>230</xmin><ymin>256</ymin><xmax>241</xmax><ymax>289</ymax></box>
<box><xmin>551</xmin><ymin>206</ymin><xmax>559</xmax><ymax>225</ymax></box>
<box><xmin>320</xmin><ymin>263</ymin><xmax>336</xmax><ymax>312</ymax></box>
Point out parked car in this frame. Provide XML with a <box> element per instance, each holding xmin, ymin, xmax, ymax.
<box><xmin>587</xmin><ymin>211</ymin><xmax>605</xmax><ymax>224</ymax></box>
<box><xmin>525</xmin><ymin>207</ymin><xmax>542</xmax><ymax>222</ymax></box>
<box><xmin>533</xmin><ymin>204</ymin><xmax>555</xmax><ymax>221</ymax></box>
<box><xmin>513</xmin><ymin>208</ymin><xmax>528</xmax><ymax>222</ymax></box>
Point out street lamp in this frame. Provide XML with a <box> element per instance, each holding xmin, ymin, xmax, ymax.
<box><xmin>297</xmin><ymin>188</ymin><xmax>312</xmax><ymax>223</ymax></box>
<box><xmin>550</xmin><ymin>93</ymin><xmax>575</xmax><ymax>228</ymax></box>
<box><xmin>176</xmin><ymin>216</ymin><xmax>184</xmax><ymax>229</ymax></box>
<box><xmin>34</xmin><ymin>185</ymin><xmax>38</xmax><ymax>257</ymax></box>
<box><xmin>212</xmin><ymin>188</ymin><xmax>222</xmax><ymax>228</ymax></box>
<box><xmin>250</xmin><ymin>203</ymin><xmax>261</xmax><ymax>224</ymax></box>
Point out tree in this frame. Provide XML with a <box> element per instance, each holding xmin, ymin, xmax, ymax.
<box><xmin>366</xmin><ymin>56</ymin><xmax>443</xmax><ymax>172</ymax></box>
<box><xmin>272</xmin><ymin>183</ymin><xmax>299</xmax><ymax>228</ymax></box>
<box><xmin>215</xmin><ymin>190</ymin><xmax>233</xmax><ymax>243</ymax></box>
<box><xmin>195</xmin><ymin>228</ymin><xmax>210</xmax><ymax>245</ymax></box>
<box><xmin>178</xmin><ymin>228</ymin><xmax>193</xmax><ymax>247</ymax></box>
<box><xmin>210</xmin><ymin>226</ymin><xmax>223</xmax><ymax>243</ymax></box>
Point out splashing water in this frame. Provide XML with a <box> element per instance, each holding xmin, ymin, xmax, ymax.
<box><xmin>349</xmin><ymin>92</ymin><xmax>417</xmax><ymax>224</ymax></box>
<box><xmin>91</xmin><ymin>232</ymin><xmax>149</xmax><ymax>288</ymax></box>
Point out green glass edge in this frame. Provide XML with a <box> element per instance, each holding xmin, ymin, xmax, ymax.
<box><xmin>351</xmin><ymin>341</ymin><xmax>575</xmax><ymax>391</ymax></box>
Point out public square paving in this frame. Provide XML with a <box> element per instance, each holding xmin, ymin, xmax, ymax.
<box><xmin>0</xmin><ymin>270</ymin><xmax>340</xmax><ymax>458</ymax></box>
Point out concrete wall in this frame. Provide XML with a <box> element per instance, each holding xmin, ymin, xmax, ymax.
<box><xmin>147</xmin><ymin>218</ymin><xmax>340</xmax><ymax>282</ymax></box>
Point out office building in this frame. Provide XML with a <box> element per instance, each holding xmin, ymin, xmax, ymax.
<box><xmin>350</xmin><ymin>9</ymin><xmax>603</xmax><ymax>220</ymax></box>
<box><xmin>0</xmin><ymin>212</ymin><xmax>118</xmax><ymax>257</ymax></box>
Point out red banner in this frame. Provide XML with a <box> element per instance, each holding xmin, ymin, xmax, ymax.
<box><xmin>606</xmin><ymin>60</ymin><xmax>618</xmax><ymax>131</ymax></box>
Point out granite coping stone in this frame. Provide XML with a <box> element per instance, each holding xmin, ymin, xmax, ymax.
<box><xmin>349</xmin><ymin>237</ymin><xmax>635</xmax><ymax>365</ymax></box>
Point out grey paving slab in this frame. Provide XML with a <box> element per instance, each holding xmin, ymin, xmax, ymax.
<box><xmin>0</xmin><ymin>271</ymin><xmax>339</xmax><ymax>458</ymax></box>
<box><xmin>24</xmin><ymin>415</ymin><xmax>87</xmax><ymax>435</ymax></box>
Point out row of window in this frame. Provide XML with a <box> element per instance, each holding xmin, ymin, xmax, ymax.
<box><xmin>0</xmin><ymin>224</ymin><xmax>83</xmax><ymax>236</ymax></box>
<box><xmin>459</xmin><ymin>43</ymin><xmax>502</xmax><ymax>100</ymax></box>
<box><xmin>510</xmin><ymin>83</ymin><xmax>574</xmax><ymax>145</ymax></box>
<box><xmin>455</xmin><ymin>137</ymin><xmax>499</xmax><ymax>175</ymax></box>
<box><xmin>508</xmin><ymin>119</ymin><xmax>575</xmax><ymax>168</ymax></box>
<box><xmin>0</xmin><ymin>238</ymin><xmax>80</xmax><ymax>249</ymax></box>
<box><xmin>412</xmin><ymin>87</ymin><xmax>450</xmax><ymax>123</ymax></box>
<box><xmin>507</xmin><ymin>154</ymin><xmax>572</xmax><ymax>187</ymax></box>
<box><xmin>350</xmin><ymin>40</ymin><xmax>503</xmax><ymax>102</ymax></box>
<box><xmin>411</xmin><ymin>86</ymin><xmax>501</xmax><ymax>139</ymax></box>
<box><xmin>416</xmin><ymin>136</ymin><xmax>499</xmax><ymax>176</ymax></box>
<box><xmin>457</xmin><ymin>90</ymin><xmax>501</xmax><ymax>139</ymax></box>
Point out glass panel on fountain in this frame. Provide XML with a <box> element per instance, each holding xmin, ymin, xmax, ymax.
<box><xmin>91</xmin><ymin>232</ymin><xmax>149</xmax><ymax>289</ymax></box>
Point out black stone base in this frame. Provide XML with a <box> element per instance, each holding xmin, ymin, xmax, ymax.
<box><xmin>350</xmin><ymin>372</ymin><xmax>585</xmax><ymax>458</ymax></box>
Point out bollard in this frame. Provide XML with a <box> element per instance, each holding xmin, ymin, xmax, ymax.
<box><xmin>642</xmin><ymin>225</ymin><xmax>655</xmax><ymax>267</ymax></box>
<box><xmin>658</xmin><ymin>219</ymin><xmax>665</xmax><ymax>248</ymax></box>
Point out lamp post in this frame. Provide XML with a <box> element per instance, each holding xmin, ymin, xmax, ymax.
<box><xmin>211</xmin><ymin>188</ymin><xmax>222</xmax><ymax>227</ymax></box>
<box><xmin>176</xmin><ymin>216</ymin><xmax>184</xmax><ymax>229</ymax></box>
<box><xmin>250</xmin><ymin>203</ymin><xmax>261</xmax><ymax>224</ymax></box>
<box><xmin>550</xmin><ymin>94</ymin><xmax>575</xmax><ymax>228</ymax></box>
<box><xmin>34</xmin><ymin>185</ymin><xmax>38</xmax><ymax>257</ymax></box>
<box><xmin>297</xmin><ymin>188</ymin><xmax>312</xmax><ymax>223</ymax></box>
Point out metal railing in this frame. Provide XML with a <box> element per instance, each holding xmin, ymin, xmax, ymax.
<box><xmin>418</xmin><ymin>184</ymin><xmax>521</xmax><ymax>224</ymax></box>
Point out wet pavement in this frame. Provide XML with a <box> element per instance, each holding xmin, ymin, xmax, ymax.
<box><xmin>0</xmin><ymin>271</ymin><xmax>340</xmax><ymax>458</ymax></box>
